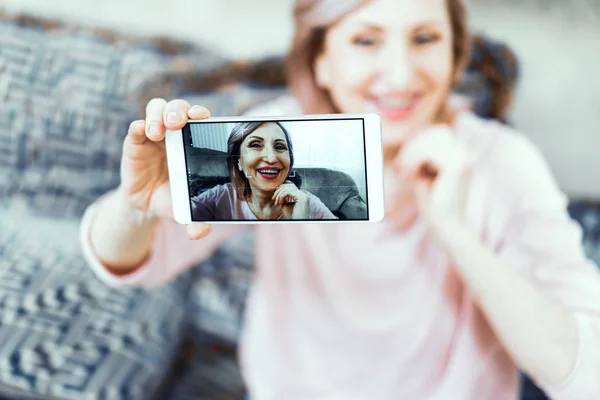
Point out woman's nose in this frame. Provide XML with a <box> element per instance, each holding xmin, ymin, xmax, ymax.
<box><xmin>378</xmin><ymin>42</ymin><xmax>415</xmax><ymax>88</ymax></box>
<box><xmin>262</xmin><ymin>147</ymin><xmax>277</xmax><ymax>162</ymax></box>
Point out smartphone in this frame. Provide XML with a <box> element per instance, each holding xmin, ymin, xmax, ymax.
<box><xmin>165</xmin><ymin>114</ymin><xmax>384</xmax><ymax>224</ymax></box>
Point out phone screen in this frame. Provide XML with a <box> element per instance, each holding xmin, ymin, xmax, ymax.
<box><xmin>182</xmin><ymin>118</ymin><xmax>369</xmax><ymax>222</ymax></box>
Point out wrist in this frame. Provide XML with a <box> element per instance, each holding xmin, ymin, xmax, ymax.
<box><xmin>91</xmin><ymin>188</ymin><xmax>159</xmax><ymax>275</ymax></box>
<box><xmin>113</xmin><ymin>186</ymin><xmax>159</xmax><ymax>227</ymax></box>
<box><xmin>436</xmin><ymin>219</ymin><xmax>476</xmax><ymax>256</ymax></box>
<box><xmin>291</xmin><ymin>199</ymin><xmax>310</xmax><ymax>219</ymax></box>
<box><xmin>297</xmin><ymin>191</ymin><xmax>310</xmax><ymax>204</ymax></box>
<box><xmin>436</xmin><ymin>225</ymin><xmax>481</xmax><ymax>288</ymax></box>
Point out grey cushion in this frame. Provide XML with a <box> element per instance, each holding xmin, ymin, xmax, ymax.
<box><xmin>0</xmin><ymin>16</ymin><xmax>224</xmax><ymax>220</ymax></box>
<box><xmin>0</xmin><ymin>16</ymin><xmax>226</xmax><ymax>400</ymax></box>
<box><xmin>568</xmin><ymin>201</ymin><xmax>600</xmax><ymax>266</ymax></box>
<box><xmin>0</xmin><ymin>15</ymin><xmax>284</xmax><ymax>399</ymax></box>
<box><xmin>186</xmin><ymin>230</ymin><xmax>255</xmax><ymax>344</ymax></box>
<box><xmin>294</xmin><ymin>167</ymin><xmax>366</xmax><ymax>220</ymax></box>
<box><xmin>0</xmin><ymin>213</ymin><xmax>193</xmax><ymax>400</ymax></box>
<box><xmin>186</xmin><ymin>147</ymin><xmax>230</xmax><ymax>177</ymax></box>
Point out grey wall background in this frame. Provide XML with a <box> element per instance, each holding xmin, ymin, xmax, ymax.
<box><xmin>467</xmin><ymin>0</ymin><xmax>600</xmax><ymax>198</ymax></box>
<box><xmin>191</xmin><ymin>123</ymin><xmax>230</xmax><ymax>153</ymax></box>
<box><xmin>4</xmin><ymin>0</ymin><xmax>599</xmax><ymax>198</ymax></box>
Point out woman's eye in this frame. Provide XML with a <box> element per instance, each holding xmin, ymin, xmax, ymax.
<box><xmin>275</xmin><ymin>144</ymin><xmax>288</xmax><ymax>151</ymax></box>
<box><xmin>413</xmin><ymin>33</ymin><xmax>440</xmax><ymax>45</ymax></box>
<box><xmin>352</xmin><ymin>36</ymin><xmax>378</xmax><ymax>47</ymax></box>
<box><xmin>249</xmin><ymin>142</ymin><xmax>262</xmax><ymax>148</ymax></box>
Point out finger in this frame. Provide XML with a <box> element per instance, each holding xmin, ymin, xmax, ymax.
<box><xmin>187</xmin><ymin>105</ymin><xmax>211</xmax><ymax>120</ymax></box>
<box><xmin>398</xmin><ymin>127</ymin><xmax>443</xmax><ymax>165</ymax></box>
<box><xmin>275</xmin><ymin>191</ymin><xmax>288</xmax><ymax>206</ymax></box>
<box><xmin>280</xmin><ymin>193</ymin><xmax>295</xmax><ymax>204</ymax></box>
<box><xmin>397</xmin><ymin>152</ymin><xmax>437</xmax><ymax>192</ymax></box>
<box><xmin>401</xmin><ymin>127</ymin><xmax>462</xmax><ymax>176</ymax></box>
<box><xmin>399</xmin><ymin>140</ymin><xmax>431</xmax><ymax>174</ymax></box>
<box><xmin>145</xmin><ymin>98</ymin><xmax>168</xmax><ymax>142</ymax></box>
<box><xmin>272</xmin><ymin>186</ymin><xmax>284</xmax><ymax>201</ymax></box>
<box><xmin>400</xmin><ymin>162</ymin><xmax>437</xmax><ymax>192</ymax></box>
<box><xmin>185</xmin><ymin>222</ymin><xmax>212</xmax><ymax>241</ymax></box>
<box><xmin>278</xmin><ymin>188</ymin><xmax>292</xmax><ymax>201</ymax></box>
<box><xmin>162</xmin><ymin>99</ymin><xmax>192</xmax><ymax>130</ymax></box>
<box><xmin>418</xmin><ymin>162</ymin><xmax>439</xmax><ymax>181</ymax></box>
<box><xmin>125</xmin><ymin>120</ymin><xmax>147</xmax><ymax>145</ymax></box>
<box><xmin>401</xmin><ymin>145</ymin><xmax>445</xmax><ymax>182</ymax></box>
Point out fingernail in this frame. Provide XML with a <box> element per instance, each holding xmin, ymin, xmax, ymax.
<box><xmin>149</xmin><ymin>121</ymin><xmax>160</xmax><ymax>136</ymax></box>
<box><xmin>166</xmin><ymin>112</ymin><xmax>180</xmax><ymax>124</ymax></box>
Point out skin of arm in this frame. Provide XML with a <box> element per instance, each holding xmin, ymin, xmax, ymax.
<box><xmin>89</xmin><ymin>188</ymin><xmax>160</xmax><ymax>274</ymax></box>
<box><xmin>442</xmin><ymin>223</ymin><xmax>579</xmax><ymax>385</ymax></box>
<box><xmin>399</xmin><ymin>126</ymin><xmax>596</xmax><ymax>387</ymax></box>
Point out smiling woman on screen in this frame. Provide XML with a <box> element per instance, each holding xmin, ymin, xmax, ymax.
<box><xmin>191</xmin><ymin>121</ymin><xmax>336</xmax><ymax>221</ymax></box>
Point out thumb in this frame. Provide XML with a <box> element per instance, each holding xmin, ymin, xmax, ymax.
<box><xmin>185</xmin><ymin>222</ymin><xmax>212</xmax><ymax>240</ymax></box>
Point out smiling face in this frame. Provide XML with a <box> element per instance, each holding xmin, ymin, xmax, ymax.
<box><xmin>238</xmin><ymin>122</ymin><xmax>291</xmax><ymax>193</ymax></box>
<box><xmin>313</xmin><ymin>0</ymin><xmax>454</xmax><ymax>148</ymax></box>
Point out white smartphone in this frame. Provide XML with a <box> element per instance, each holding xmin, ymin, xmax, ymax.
<box><xmin>165</xmin><ymin>114</ymin><xmax>384</xmax><ymax>224</ymax></box>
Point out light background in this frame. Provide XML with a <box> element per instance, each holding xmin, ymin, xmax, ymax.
<box><xmin>190</xmin><ymin>120</ymin><xmax>368</xmax><ymax>200</ymax></box>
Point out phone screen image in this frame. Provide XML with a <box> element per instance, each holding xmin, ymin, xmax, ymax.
<box><xmin>181</xmin><ymin>118</ymin><xmax>370</xmax><ymax>222</ymax></box>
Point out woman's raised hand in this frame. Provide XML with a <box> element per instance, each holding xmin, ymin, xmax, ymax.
<box><xmin>119</xmin><ymin>98</ymin><xmax>213</xmax><ymax>240</ymax></box>
<box><xmin>273</xmin><ymin>181</ymin><xmax>310</xmax><ymax>220</ymax></box>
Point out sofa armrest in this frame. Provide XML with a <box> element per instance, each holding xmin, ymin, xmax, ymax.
<box><xmin>337</xmin><ymin>195</ymin><xmax>368</xmax><ymax>220</ymax></box>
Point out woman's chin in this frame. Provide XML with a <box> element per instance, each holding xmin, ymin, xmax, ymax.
<box><xmin>380</xmin><ymin>116</ymin><xmax>429</xmax><ymax>149</ymax></box>
<box><xmin>382</xmin><ymin>135</ymin><xmax>406</xmax><ymax>149</ymax></box>
<box><xmin>253</xmin><ymin>181</ymin><xmax>283</xmax><ymax>193</ymax></box>
<box><xmin>381</xmin><ymin>129</ymin><xmax>410</xmax><ymax>154</ymax></box>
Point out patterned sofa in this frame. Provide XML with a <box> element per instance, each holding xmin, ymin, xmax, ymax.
<box><xmin>0</xmin><ymin>13</ymin><xmax>265</xmax><ymax>399</ymax></box>
<box><xmin>1</xmin><ymin>13</ymin><xmax>599</xmax><ymax>400</ymax></box>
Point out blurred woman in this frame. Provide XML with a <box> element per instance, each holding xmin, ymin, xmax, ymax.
<box><xmin>82</xmin><ymin>0</ymin><xmax>600</xmax><ymax>399</ymax></box>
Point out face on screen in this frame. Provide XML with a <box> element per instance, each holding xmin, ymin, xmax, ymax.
<box><xmin>239</xmin><ymin>123</ymin><xmax>291</xmax><ymax>192</ymax></box>
<box><xmin>184</xmin><ymin>118</ymin><xmax>369</xmax><ymax>222</ymax></box>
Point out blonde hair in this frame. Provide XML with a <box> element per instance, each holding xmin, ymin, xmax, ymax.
<box><xmin>286</xmin><ymin>0</ymin><xmax>472</xmax><ymax>115</ymax></box>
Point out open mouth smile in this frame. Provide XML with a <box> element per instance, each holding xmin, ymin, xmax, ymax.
<box><xmin>256</xmin><ymin>168</ymin><xmax>281</xmax><ymax>180</ymax></box>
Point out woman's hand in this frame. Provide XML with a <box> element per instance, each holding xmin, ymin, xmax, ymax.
<box><xmin>90</xmin><ymin>98</ymin><xmax>215</xmax><ymax>276</ymax></box>
<box><xmin>395</xmin><ymin>125</ymin><xmax>474</xmax><ymax>244</ymax></box>
<box><xmin>119</xmin><ymin>98</ymin><xmax>212</xmax><ymax>240</ymax></box>
<box><xmin>273</xmin><ymin>181</ymin><xmax>309</xmax><ymax>220</ymax></box>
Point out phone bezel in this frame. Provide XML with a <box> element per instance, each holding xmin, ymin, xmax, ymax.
<box><xmin>166</xmin><ymin>114</ymin><xmax>384</xmax><ymax>224</ymax></box>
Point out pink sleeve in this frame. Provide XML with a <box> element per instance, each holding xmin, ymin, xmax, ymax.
<box><xmin>80</xmin><ymin>195</ymin><xmax>245</xmax><ymax>289</ymax></box>
<box><xmin>307</xmin><ymin>193</ymin><xmax>338</xmax><ymax>220</ymax></box>
<box><xmin>491</xmin><ymin>134</ymin><xmax>600</xmax><ymax>400</ymax></box>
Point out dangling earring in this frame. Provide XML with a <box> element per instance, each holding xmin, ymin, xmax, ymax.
<box><xmin>288</xmin><ymin>170</ymin><xmax>296</xmax><ymax>178</ymax></box>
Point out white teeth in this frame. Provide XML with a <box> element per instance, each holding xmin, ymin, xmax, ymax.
<box><xmin>378</xmin><ymin>98</ymin><xmax>413</xmax><ymax>108</ymax></box>
<box><xmin>259</xmin><ymin>169</ymin><xmax>279</xmax><ymax>175</ymax></box>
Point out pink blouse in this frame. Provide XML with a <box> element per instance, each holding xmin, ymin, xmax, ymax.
<box><xmin>81</xmin><ymin>95</ymin><xmax>600</xmax><ymax>400</ymax></box>
<box><xmin>191</xmin><ymin>182</ymin><xmax>337</xmax><ymax>220</ymax></box>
